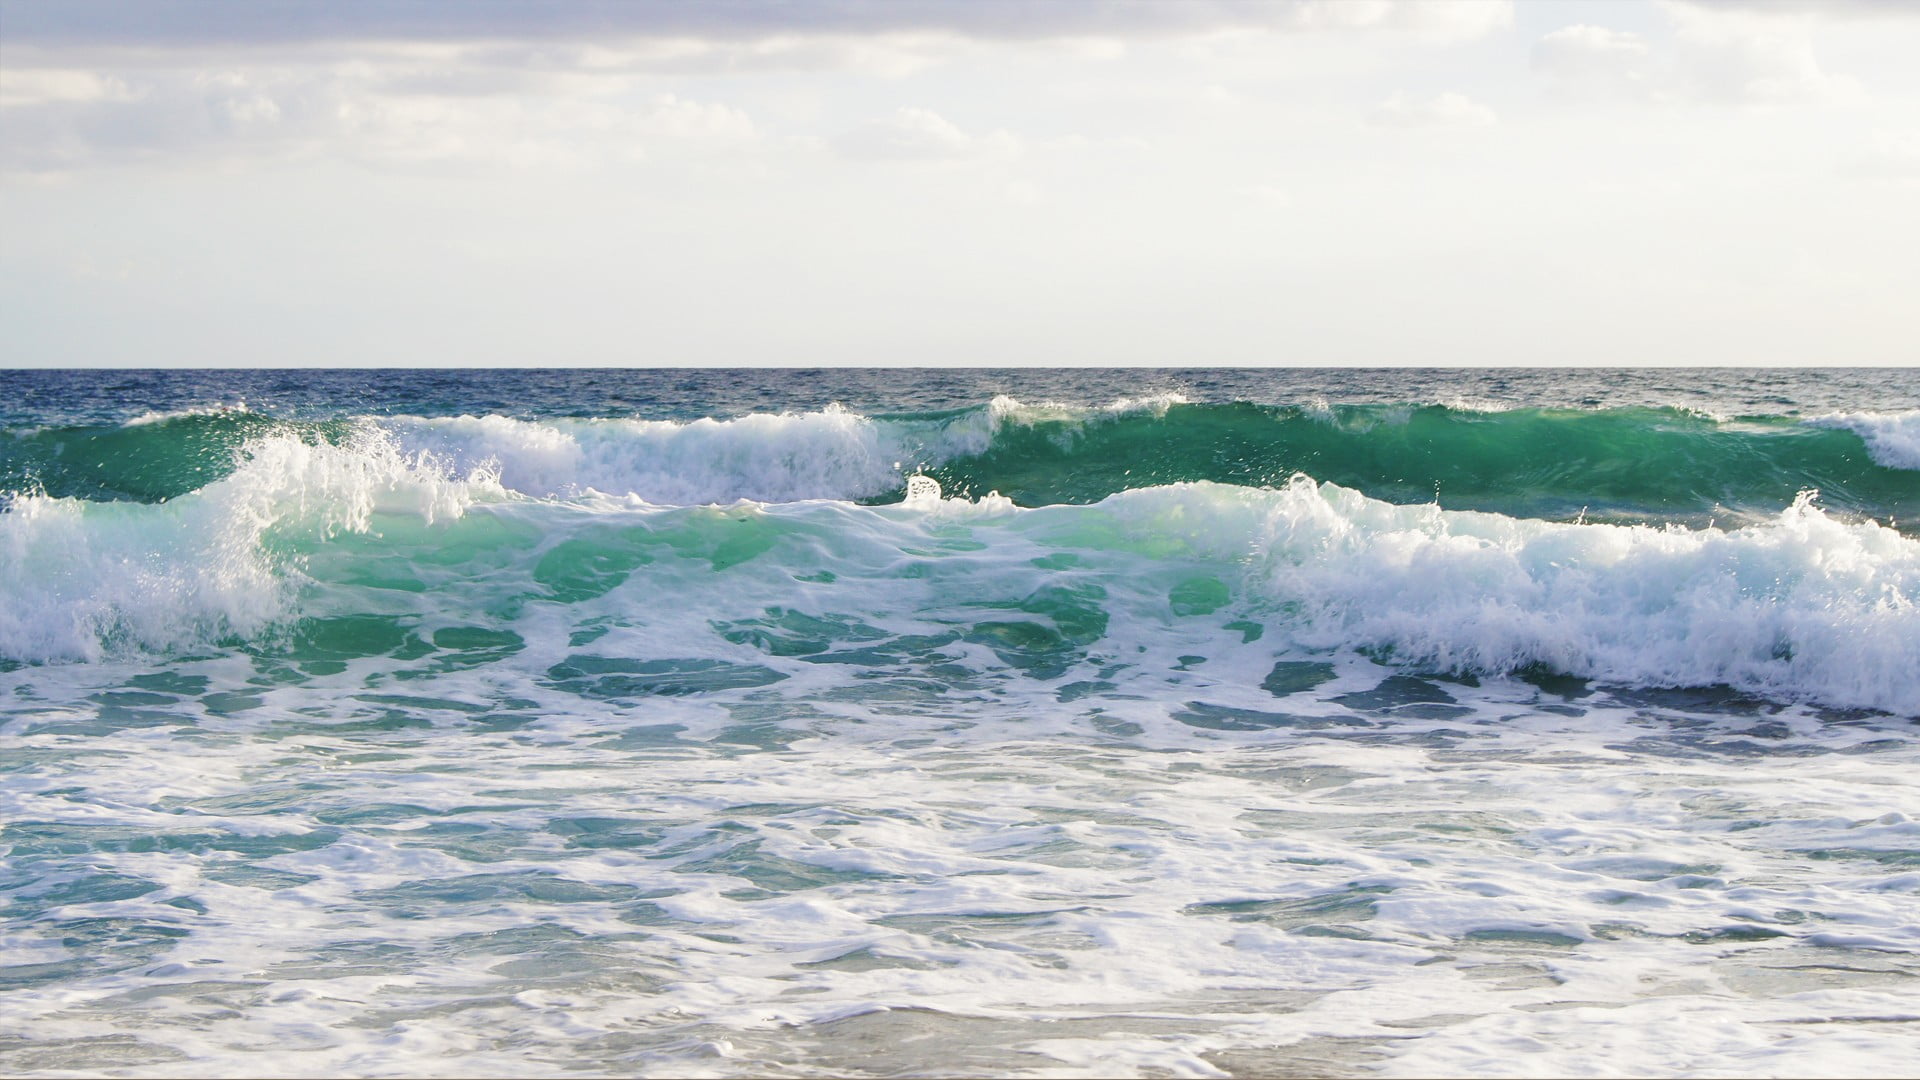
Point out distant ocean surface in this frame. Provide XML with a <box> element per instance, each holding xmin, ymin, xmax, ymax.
<box><xmin>3</xmin><ymin>367</ymin><xmax>1918</xmax><ymax>1077</ymax></box>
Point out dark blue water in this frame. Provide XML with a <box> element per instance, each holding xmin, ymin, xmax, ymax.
<box><xmin>3</xmin><ymin>367</ymin><xmax>1913</xmax><ymax>427</ymax></box>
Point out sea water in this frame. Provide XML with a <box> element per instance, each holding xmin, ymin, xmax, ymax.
<box><xmin>2</xmin><ymin>368</ymin><xmax>1917</xmax><ymax>1077</ymax></box>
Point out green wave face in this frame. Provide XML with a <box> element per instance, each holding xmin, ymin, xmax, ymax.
<box><xmin>1</xmin><ymin>414</ymin><xmax>353</xmax><ymax>503</ymax></box>
<box><xmin>4</xmin><ymin>403</ymin><xmax>1916</xmax><ymax>528</ymax></box>
<box><xmin>924</xmin><ymin>403</ymin><xmax>1920</xmax><ymax>523</ymax></box>
<box><xmin>8</xmin><ymin>470</ymin><xmax>1918</xmax><ymax>714</ymax></box>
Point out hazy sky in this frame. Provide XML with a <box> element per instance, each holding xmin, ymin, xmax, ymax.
<box><xmin>2</xmin><ymin>0</ymin><xmax>1915</xmax><ymax>367</ymax></box>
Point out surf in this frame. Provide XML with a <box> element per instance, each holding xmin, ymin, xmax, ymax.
<box><xmin>6</xmin><ymin>433</ymin><xmax>1915</xmax><ymax>714</ymax></box>
<box><xmin>6</xmin><ymin>400</ymin><xmax>1916</xmax><ymax>531</ymax></box>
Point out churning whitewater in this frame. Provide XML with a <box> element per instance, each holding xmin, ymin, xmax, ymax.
<box><xmin>3</xmin><ymin>369</ymin><xmax>1918</xmax><ymax>1078</ymax></box>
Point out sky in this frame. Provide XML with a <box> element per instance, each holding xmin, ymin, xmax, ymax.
<box><xmin>1</xmin><ymin>0</ymin><xmax>1916</xmax><ymax>368</ymax></box>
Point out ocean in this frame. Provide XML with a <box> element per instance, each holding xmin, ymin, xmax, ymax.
<box><xmin>2</xmin><ymin>367</ymin><xmax>1917</xmax><ymax>1077</ymax></box>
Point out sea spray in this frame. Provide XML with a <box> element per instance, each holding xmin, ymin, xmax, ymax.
<box><xmin>1231</xmin><ymin>479</ymin><xmax>1920</xmax><ymax>713</ymax></box>
<box><xmin>1810</xmin><ymin>409</ymin><xmax>1920</xmax><ymax>471</ymax></box>
<box><xmin>0</xmin><ymin>429</ymin><xmax>496</xmax><ymax>661</ymax></box>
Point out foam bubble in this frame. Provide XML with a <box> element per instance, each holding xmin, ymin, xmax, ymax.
<box><xmin>903</xmin><ymin>475</ymin><xmax>943</xmax><ymax>506</ymax></box>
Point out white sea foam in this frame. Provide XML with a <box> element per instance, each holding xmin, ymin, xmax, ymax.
<box><xmin>1433</xmin><ymin>395</ymin><xmax>1516</xmax><ymax>414</ymax></box>
<box><xmin>5</xmin><ymin>455</ymin><xmax>1920</xmax><ymax>1077</ymax></box>
<box><xmin>3</xmin><ymin>679</ymin><xmax>1915</xmax><ymax>1077</ymax></box>
<box><xmin>377</xmin><ymin>397</ymin><xmax>1190</xmax><ymax>505</ymax></box>
<box><xmin>986</xmin><ymin>392</ymin><xmax>1189</xmax><ymax>425</ymax></box>
<box><xmin>380</xmin><ymin>406</ymin><xmax>994</xmax><ymax>504</ymax></box>
<box><xmin>122</xmin><ymin>402</ymin><xmax>254</xmax><ymax>426</ymax></box>
<box><xmin>11</xmin><ymin>376</ymin><xmax>1920</xmax><ymax>1079</ymax></box>
<box><xmin>0</xmin><ymin>430</ymin><xmax>494</xmax><ymax>662</ymax></box>
<box><xmin>10</xmin><ymin>447</ymin><xmax>1917</xmax><ymax>716</ymax></box>
<box><xmin>1810</xmin><ymin>409</ymin><xmax>1920</xmax><ymax>470</ymax></box>
<box><xmin>1297</xmin><ymin>396</ymin><xmax>1412</xmax><ymax>429</ymax></box>
<box><xmin>1093</xmin><ymin>478</ymin><xmax>1920</xmax><ymax>714</ymax></box>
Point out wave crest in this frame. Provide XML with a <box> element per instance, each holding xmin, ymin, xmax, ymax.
<box><xmin>1184</xmin><ymin>478</ymin><xmax>1920</xmax><ymax>713</ymax></box>
<box><xmin>382</xmin><ymin>397</ymin><xmax>1196</xmax><ymax>504</ymax></box>
<box><xmin>382</xmin><ymin>406</ymin><xmax>993</xmax><ymax>504</ymax></box>
<box><xmin>1809</xmin><ymin>410</ymin><xmax>1920</xmax><ymax>471</ymax></box>
<box><xmin>0</xmin><ymin>430</ymin><xmax>492</xmax><ymax>662</ymax></box>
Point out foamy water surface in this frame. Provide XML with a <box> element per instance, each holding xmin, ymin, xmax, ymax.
<box><xmin>3</xmin><ymin>369</ymin><xmax>1918</xmax><ymax>1077</ymax></box>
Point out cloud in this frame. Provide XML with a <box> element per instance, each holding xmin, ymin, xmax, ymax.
<box><xmin>1237</xmin><ymin>183</ymin><xmax>1292</xmax><ymax>207</ymax></box>
<box><xmin>1002</xmin><ymin>179</ymin><xmax>1041</xmax><ymax>205</ymax></box>
<box><xmin>1286</xmin><ymin>0</ymin><xmax>1513</xmax><ymax>39</ymax></box>
<box><xmin>0</xmin><ymin>0</ymin><xmax>1514</xmax><ymax>174</ymax></box>
<box><xmin>1664</xmin><ymin>0</ymin><xmax>1919</xmax><ymax>17</ymax></box>
<box><xmin>430</xmin><ymin>35</ymin><xmax>964</xmax><ymax>80</ymax></box>
<box><xmin>0</xmin><ymin>68</ymin><xmax>140</xmax><ymax>107</ymax></box>
<box><xmin>1368</xmin><ymin>91</ymin><xmax>1497</xmax><ymax>128</ymax></box>
<box><xmin>1665</xmin><ymin>5</ymin><xmax>1863</xmax><ymax>104</ymax></box>
<box><xmin>0</xmin><ymin>64</ymin><xmax>756</xmax><ymax>173</ymax></box>
<box><xmin>1531</xmin><ymin>7</ymin><xmax>1865</xmax><ymax>107</ymax></box>
<box><xmin>1531</xmin><ymin>25</ymin><xmax>1651</xmax><ymax>98</ymax></box>
<box><xmin>3</xmin><ymin>0</ymin><xmax>1515</xmax><ymax>49</ymax></box>
<box><xmin>832</xmin><ymin>107</ymin><xmax>1015</xmax><ymax>161</ymax></box>
<box><xmin>1842</xmin><ymin>130</ymin><xmax>1920</xmax><ymax>183</ymax></box>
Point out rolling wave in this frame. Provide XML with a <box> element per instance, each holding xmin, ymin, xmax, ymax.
<box><xmin>3</xmin><ymin>400</ymin><xmax>1915</xmax><ymax>526</ymax></box>
<box><xmin>4</xmin><ymin>429</ymin><xmax>1916</xmax><ymax>714</ymax></box>
<box><xmin>1809</xmin><ymin>410</ymin><xmax>1920</xmax><ymax>471</ymax></box>
<box><xmin>0</xmin><ymin>432</ymin><xmax>492</xmax><ymax>662</ymax></box>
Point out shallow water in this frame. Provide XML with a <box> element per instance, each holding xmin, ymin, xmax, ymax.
<box><xmin>3</xmin><ymin>369</ymin><xmax>1917</xmax><ymax>1077</ymax></box>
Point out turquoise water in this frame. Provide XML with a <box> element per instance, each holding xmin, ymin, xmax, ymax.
<box><xmin>3</xmin><ymin>369</ymin><xmax>1918</xmax><ymax>1077</ymax></box>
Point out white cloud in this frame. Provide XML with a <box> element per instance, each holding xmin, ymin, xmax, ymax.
<box><xmin>1666</xmin><ymin>5</ymin><xmax>1863</xmax><ymax>104</ymax></box>
<box><xmin>5</xmin><ymin>1</ymin><xmax>1516</xmax><ymax>50</ymax></box>
<box><xmin>1532</xmin><ymin>25</ymin><xmax>1652</xmax><ymax>98</ymax></box>
<box><xmin>1532</xmin><ymin>7</ymin><xmax>1866</xmax><ymax>106</ymax></box>
<box><xmin>832</xmin><ymin>107</ymin><xmax>1015</xmax><ymax>161</ymax></box>
<box><xmin>482</xmin><ymin>34</ymin><xmax>964</xmax><ymax>79</ymax></box>
<box><xmin>0</xmin><ymin>64</ymin><xmax>757</xmax><ymax>173</ymax></box>
<box><xmin>0</xmin><ymin>0</ymin><xmax>1522</xmax><ymax>174</ymax></box>
<box><xmin>0</xmin><ymin>68</ymin><xmax>139</xmax><ymax>107</ymax></box>
<box><xmin>1237</xmin><ymin>183</ymin><xmax>1292</xmax><ymax>206</ymax></box>
<box><xmin>1665</xmin><ymin>0</ymin><xmax>1919</xmax><ymax>18</ymax></box>
<box><xmin>5</xmin><ymin>0</ymin><xmax>1918</xmax><ymax>370</ymax></box>
<box><xmin>1286</xmin><ymin>0</ymin><xmax>1513</xmax><ymax>40</ymax></box>
<box><xmin>1002</xmin><ymin>179</ymin><xmax>1041</xmax><ymax>205</ymax></box>
<box><xmin>1843</xmin><ymin>130</ymin><xmax>1920</xmax><ymax>182</ymax></box>
<box><xmin>1369</xmin><ymin>91</ymin><xmax>1497</xmax><ymax>128</ymax></box>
